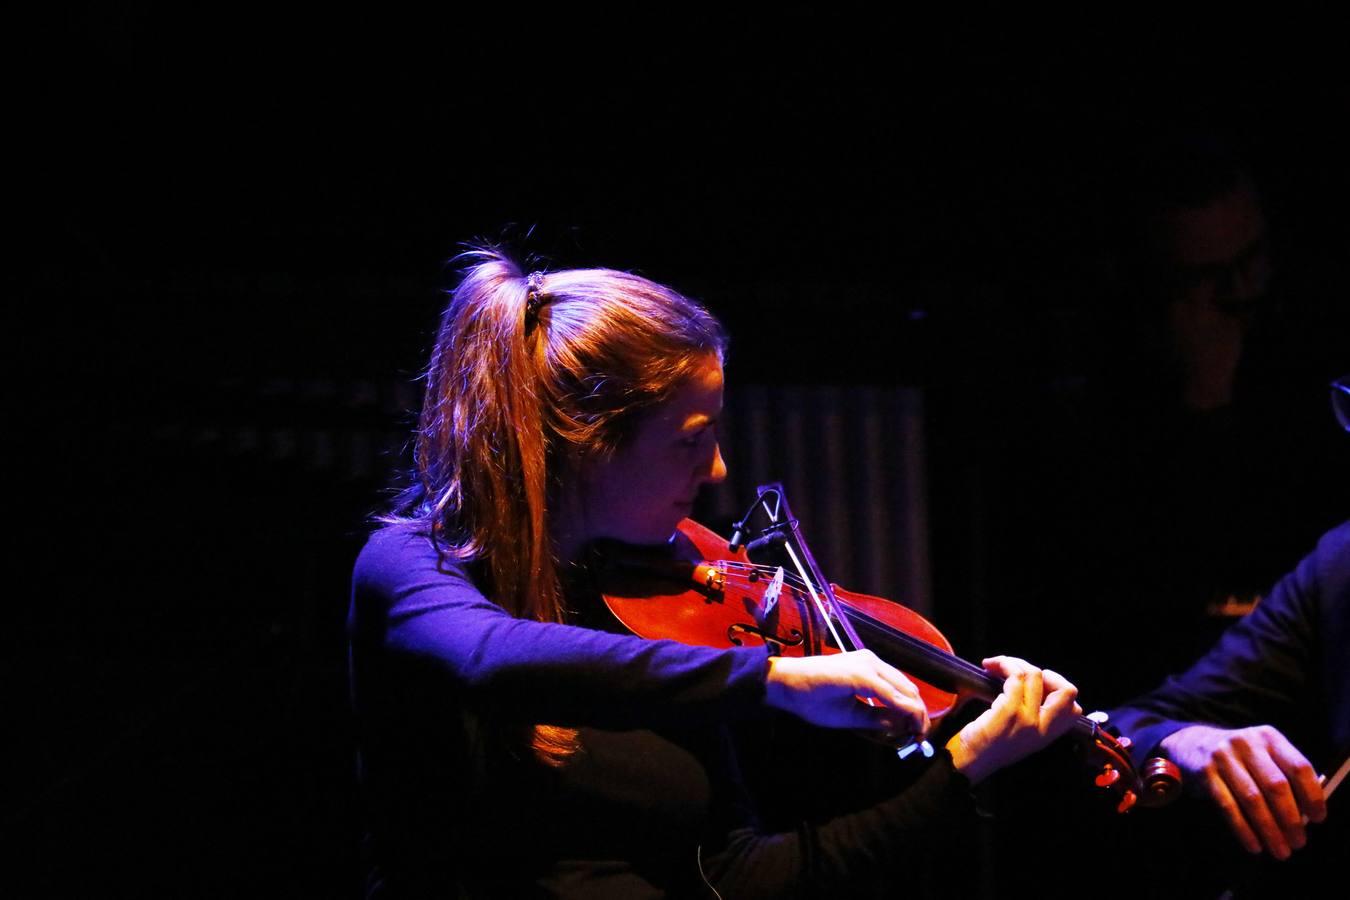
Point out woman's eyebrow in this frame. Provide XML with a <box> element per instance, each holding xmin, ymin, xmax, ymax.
<box><xmin>681</xmin><ymin>413</ymin><xmax>719</xmax><ymax>431</ymax></box>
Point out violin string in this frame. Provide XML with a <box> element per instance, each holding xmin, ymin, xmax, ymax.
<box><xmin>718</xmin><ymin>561</ymin><xmax>857</xmax><ymax>605</ymax></box>
<box><xmin>840</xmin><ymin>605</ymin><xmax>994</xmax><ymax>683</ymax></box>
<box><xmin>830</xmin><ymin>604</ymin><xmax>1094</xmax><ymax>725</ymax></box>
<box><xmin>717</xmin><ymin>561</ymin><xmax>810</xmax><ymax>590</ymax></box>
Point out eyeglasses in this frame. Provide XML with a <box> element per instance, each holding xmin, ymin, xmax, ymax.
<box><xmin>1162</xmin><ymin>240</ymin><xmax>1273</xmax><ymax>306</ymax></box>
<box><xmin>1333</xmin><ymin>376</ymin><xmax>1350</xmax><ymax>434</ymax></box>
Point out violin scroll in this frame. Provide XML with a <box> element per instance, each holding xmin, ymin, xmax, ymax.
<box><xmin>1085</xmin><ymin>712</ymin><xmax>1183</xmax><ymax>812</ymax></box>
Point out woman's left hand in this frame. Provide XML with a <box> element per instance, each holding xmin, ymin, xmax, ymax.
<box><xmin>945</xmin><ymin>656</ymin><xmax>1082</xmax><ymax>784</ymax></box>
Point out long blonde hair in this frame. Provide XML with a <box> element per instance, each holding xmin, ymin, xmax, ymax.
<box><xmin>388</xmin><ymin>246</ymin><xmax>726</xmax><ymax>761</ymax></box>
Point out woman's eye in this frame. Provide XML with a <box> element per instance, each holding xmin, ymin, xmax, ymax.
<box><xmin>679</xmin><ymin>423</ymin><xmax>717</xmax><ymax>450</ymax></box>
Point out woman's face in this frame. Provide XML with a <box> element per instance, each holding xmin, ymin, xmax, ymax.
<box><xmin>575</xmin><ymin>353</ymin><xmax>727</xmax><ymax>547</ymax></box>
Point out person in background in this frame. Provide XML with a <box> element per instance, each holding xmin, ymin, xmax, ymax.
<box><xmin>1105</xmin><ymin>377</ymin><xmax>1349</xmax><ymax>895</ymax></box>
<box><xmin>993</xmin><ymin>135</ymin><xmax>1346</xmax><ymax>708</ymax></box>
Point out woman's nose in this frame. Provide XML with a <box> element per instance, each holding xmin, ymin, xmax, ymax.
<box><xmin>703</xmin><ymin>442</ymin><xmax>728</xmax><ymax>485</ymax></box>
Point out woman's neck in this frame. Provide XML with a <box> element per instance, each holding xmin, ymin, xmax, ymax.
<box><xmin>550</xmin><ymin>487</ymin><xmax>589</xmax><ymax>566</ymax></box>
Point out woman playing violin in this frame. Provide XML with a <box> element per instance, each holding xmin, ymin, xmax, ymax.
<box><xmin>349</xmin><ymin>248</ymin><xmax>1083</xmax><ymax>898</ymax></box>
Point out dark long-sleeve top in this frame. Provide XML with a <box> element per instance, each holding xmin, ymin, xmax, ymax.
<box><xmin>348</xmin><ymin>523</ymin><xmax>976</xmax><ymax>899</ymax></box>
<box><xmin>1109</xmin><ymin>520</ymin><xmax>1350</xmax><ymax>777</ymax></box>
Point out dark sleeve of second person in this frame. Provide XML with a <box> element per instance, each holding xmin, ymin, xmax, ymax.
<box><xmin>1107</xmin><ymin>521</ymin><xmax>1350</xmax><ymax>768</ymax></box>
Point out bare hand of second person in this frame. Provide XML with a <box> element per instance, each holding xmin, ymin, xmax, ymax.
<box><xmin>1160</xmin><ymin>723</ymin><xmax>1326</xmax><ymax>860</ymax></box>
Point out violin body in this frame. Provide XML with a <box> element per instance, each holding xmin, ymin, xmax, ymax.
<box><xmin>601</xmin><ymin>518</ymin><xmax>961</xmax><ymax>722</ymax></box>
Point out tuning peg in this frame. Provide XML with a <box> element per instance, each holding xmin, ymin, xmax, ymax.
<box><xmin>1095</xmin><ymin>765</ymin><xmax>1121</xmax><ymax>788</ymax></box>
<box><xmin>1140</xmin><ymin>757</ymin><xmax>1183</xmax><ymax>807</ymax></box>
<box><xmin>1116</xmin><ymin>790</ymin><xmax>1138</xmax><ymax>814</ymax></box>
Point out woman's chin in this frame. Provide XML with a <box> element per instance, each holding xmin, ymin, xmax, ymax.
<box><xmin>638</xmin><ymin>520</ymin><xmax>685</xmax><ymax>547</ymax></box>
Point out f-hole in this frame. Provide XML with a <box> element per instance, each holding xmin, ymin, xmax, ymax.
<box><xmin>727</xmin><ymin>622</ymin><xmax>804</xmax><ymax>653</ymax></box>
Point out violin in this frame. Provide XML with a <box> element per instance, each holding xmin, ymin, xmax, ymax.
<box><xmin>596</xmin><ymin>482</ymin><xmax>1181</xmax><ymax>813</ymax></box>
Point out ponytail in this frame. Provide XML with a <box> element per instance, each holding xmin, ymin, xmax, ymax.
<box><xmin>415</xmin><ymin>251</ymin><xmax>561</xmax><ymax>624</ymax></box>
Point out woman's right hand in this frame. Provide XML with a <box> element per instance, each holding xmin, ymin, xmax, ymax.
<box><xmin>945</xmin><ymin>656</ymin><xmax>1082</xmax><ymax>784</ymax></box>
<box><xmin>765</xmin><ymin>649</ymin><xmax>930</xmax><ymax>741</ymax></box>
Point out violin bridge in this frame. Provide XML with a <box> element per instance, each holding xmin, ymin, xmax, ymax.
<box><xmin>726</xmin><ymin>567</ymin><xmax>798</xmax><ymax>653</ymax></box>
<box><xmin>761</xmin><ymin>566</ymin><xmax>785</xmax><ymax>617</ymax></box>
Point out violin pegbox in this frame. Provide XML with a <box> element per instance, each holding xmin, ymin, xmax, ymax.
<box><xmin>1083</xmin><ymin>711</ymin><xmax>1182</xmax><ymax>812</ymax></box>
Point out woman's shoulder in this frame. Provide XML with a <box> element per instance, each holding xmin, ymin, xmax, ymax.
<box><xmin>356</xmin><ymin>518</ymin><xmax>431</xmax><ymax>564</ymax></box>
<box><xmin>353</xmin><ymin>521</ymin><xmax>474</xmax><ymax>593</ymax></box>
<box><xmin>349</xmin><ymin>521</ymin><xmax>501</xmax><ymax>643</ymax></box>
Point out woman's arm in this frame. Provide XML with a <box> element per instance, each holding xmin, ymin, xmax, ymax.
<box><xmin>352</xmin><ymin>526</ymin><xmax>769</xmax><ymax>729</ymax></box>
<box><xmin>352</xmin><ymin>525</ymin><xmax>929</xmax><ymax>734</ymax></box>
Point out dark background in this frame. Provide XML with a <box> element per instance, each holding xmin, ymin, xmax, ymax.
<box><xmin>13</xmin><ymin>10</ymin><xmax>1348</xmax><ymax>897</ymax></box>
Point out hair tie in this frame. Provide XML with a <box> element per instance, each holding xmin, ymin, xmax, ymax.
<box><xmin>524</xmin><ymin>271</ymin><xmax>547</xmax><ymax>330</ymax></box>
